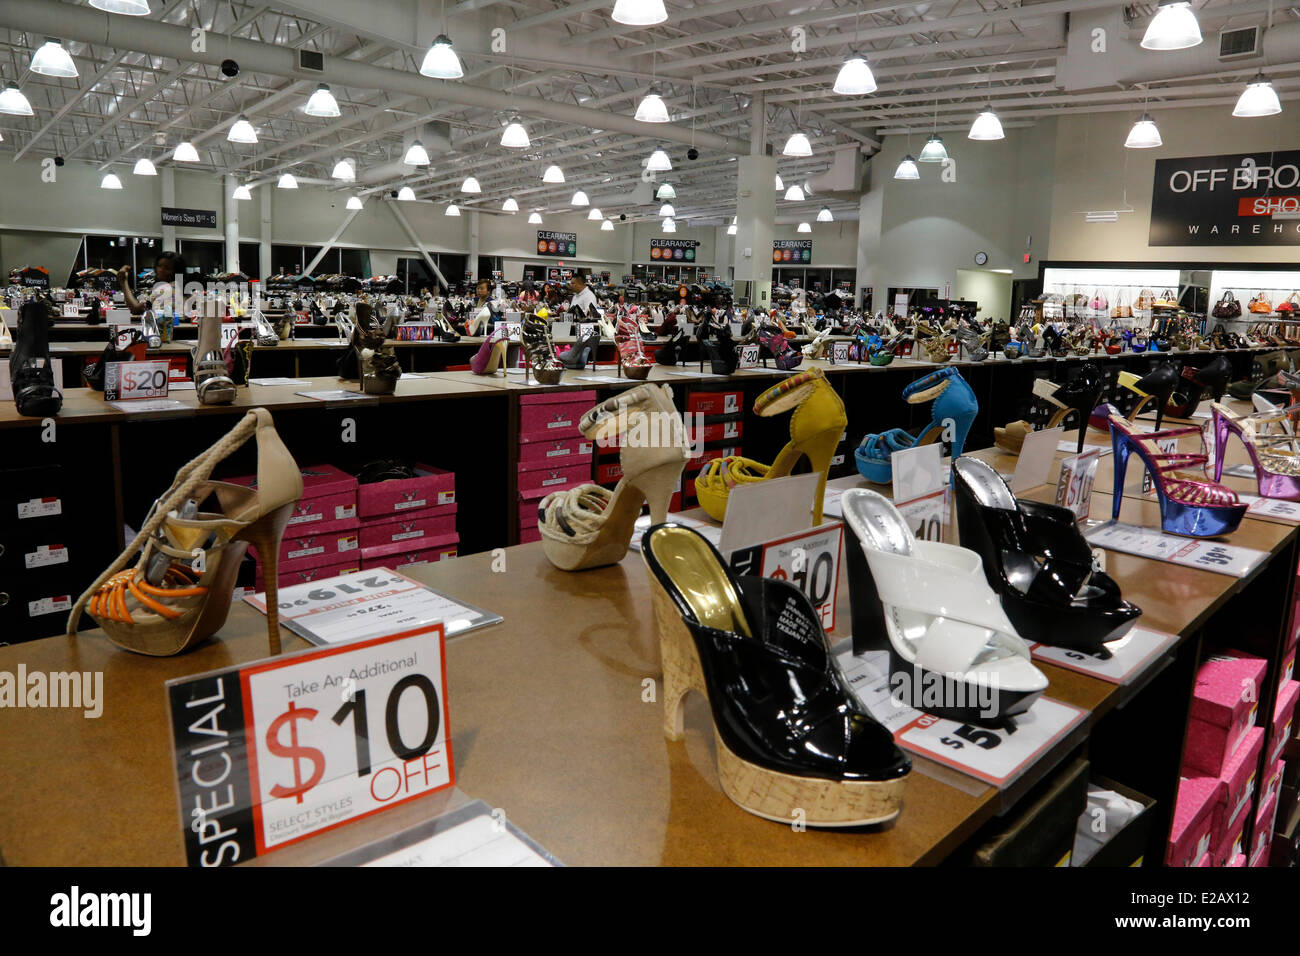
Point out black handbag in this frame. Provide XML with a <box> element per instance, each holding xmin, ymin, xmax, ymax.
<box><xmin>1212</xmin><ymin>290</ymin><xmax>1242</xmax><ymax>320</ymax></box>
<box><xmin>82</xmin><ymin>327</ymin><xmax>144</xmax><ymax>390</ymax></box>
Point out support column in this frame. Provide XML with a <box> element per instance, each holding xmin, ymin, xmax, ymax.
<box><xmin>304</xmin><ymin>210</ymin><xmax>361</xmax><ymax>274</ymax></box>
<box><xmin>467</xmin><ymin>209</ymin><xmax>480</xmax><ymax>283</ymax></box>
<box><xmin>160</xmin><ymin>167</ymin><xmax>176</xmax><ymax>252</ymax></box>
<box><xmin>622</xmin><ymin>223</ymin><xmax>635</xmax><ymax>280</ymax></box>
<box><xmin>387</xmin><ymin>200</ymin><xmax>449</xmax><ymax>292</ymax></box>
<box><xmin>856</xmin><ymin>164</ymin><xmax>884</xmax><ymax>313</ymax></box>
<box><xmin>259</xmin><ymin>185</ymin><xmax>272</xmax><ymax>284</ymax></box>
<box><xmin>223</xmin><ymin>174</ymin><xmax>239</xmax><ymax>274</ymax></box>
<box><xmin>733</xmin><ymin>154</ymin><xmax>776</xmax><ymax>310</ymax></box>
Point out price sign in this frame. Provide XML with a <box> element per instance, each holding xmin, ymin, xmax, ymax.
<box><xmin>102</xmin><ymin>360</ymin><xmax>171</xmax><ymax>402</ymax></box>
<box><xmin>738</xmin><ymin>343</ymin><xmax>761</xmax><ymax>369</ymax></box>
<box><xmin>220</xmin><ymin>323</ymin><xmax>249</xmax><ymax>348</ymax></box>
<box><xmin>1054</xmin><ymin>449</ymin><xmax>1100</xmax><ymax>522</ymax></box>
<box><xmin>1243</xmin><ymin>495</ymin><xmax>1300</xmax><ymax>524</ymax></box>
<box><xmin>166</xmin><ymin>624</ymin><xmax>453</xmax><ymax>866</ymax></box>
<box><xmin>1030</xmin><ymin>626</ymin><xmax>1178</xmax><ymax>685</ymax></box>
<box><xmin>895</xmin><ymin>488</ymin><xmax>947</xmax><ymax>543</ymax></box>
<box><xmin>505</xmin><ymin>321</ymin><xmax>522</xmax><ymax>342</ymax></box>
<box><xmin>577</xmin><ymin>322</ymin><xmax>598</xmax><ymax>340</ymax></box>
<box><xmin>1084</xmin><ymin>521</ymin><xmax>1266</xmax><ymax>577</ymax></box>
<box><xmin>727</xmin><ymin>523</ymin><xmax>842</xmax><ymax>631</ymax></box>
<box><xmin>62</xmin><ymin>302</ymin><xmax>80</xmax><ymax>318</ymax></box>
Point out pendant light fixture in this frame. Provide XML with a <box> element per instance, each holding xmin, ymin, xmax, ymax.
<box><xmin>774</xmin><ymin>173</ymin><xmax>785</xmax><ymax>191</ymax></box>
<box><xmin>655</xmin><ymin>181</ymin><xmax>676</xmax><ymax>200</ymax></box>
<box><xmin>727</xmin><ymin>216</ymin><xmax>737</xmax><ymax>236</ymax></box>
<box><xmin>0</xmin><ymin>83</ymin><xmax>34</xmax><ymax>116</ymax></box>
<box><xmin>173</xmin><ymin>141</ymin><xmax>200</xmax><ymax>162</ymax></box>
<box><xmin>833</xmin><ymin>56</ymin><xmax>877</xmax><ymax>96</ymax></box>
<box><xmin>403</xmin><ymin>140</ymin><xmax>431</xmax><ymax>166</ymax></box>
<box><xmin>331</xmin><ymin>158</ymin><xmax>356</xmax><ymax>180</ymax></box>
<box><xmin>446</xmin><ymin>203</ymin><xmax>461</xmax><ymax>216</ymax></box>
<box><xmin>346</xmin><ymin>196</ymin><xmax>364</xmax><ymax>210</ymax></box>
<box><xmin>611</xmin><ymin>0</ymin><xmax>668</xmax><ymax>26</ymax></box>
<box><xmin>30</xmin><ymin>39</ymin><xmax>78</xmax><ymax>78</ymax></box>
<box><xmin>784</xmin><ymin>183</ymin><xmax>806</xmax><ymax>202</ymax></box>
<box><xmin>571</xmin><ymin>189</ymin><xmax>590</xmax><ymax>206</ymax></box>
<box><xmin>420</xmin><ymin>35</ymin><xmax>464</xmax><ymax>80</ymax></box>
<box><xmin>542</xmin><ymin>164</ymin><xmax>565</xmax><ymax>183</ymax></box>
<box><xmin>132</xmin><ymin>157</ymin><xmax>157</xmax><ymax>176</ymax></box>
<box><xmin>227</xmin><ymin>115</ymin><xmax>258</xmax><ymax>144</ymax></box>
<box><xmin>100</xmin><ymin>171</ymin><xmax>123</xmax><ymax>190</ymax></box>
<box><xmin>601</xmin><ymin>219</ymin><xmax>615</xmax><ymax>231</ymax></box>
<box><xmin>647</xmin><ymin>147</ymin><xmax>672</xmax><ymax>171</ymax></box>
<box><xmin>1124</xmin><ymin>112</ymin><xmax>1162</xmax><ymax>148</ymax></box>
<box><xmin>588</xmin><ymin>207</ymin><xmax>603</xmax><ymax>220</ymax></box>
<box><xmin>1141</xmin><ymin>2</ymin><xmax>1202</xmax><ymax>51</ymax></box>
<box><xmin>461</xmin><ymin>176</ymin><xmax>482</xmax><ymax>193</ymax></box>
<box><xmin>304</xmin><ymin>83</ymin><xmax>340</xmax><ymax>118</ymax></box>
<box><xmin>662</xmin><ymin>217</ymin><xmax>677</xmax><ymax>233</ymax></box>
<box><xmin>502</xmin><ymin>196</ymin><xmax>520</xmax><ymax>212</ymax></box>
<box><xmin>232</xmin><ymin>183</ymin><xmax>252</xmax><ymax>200</ymax></box>
<box><xmin>277</xmin><ymin>173</ymin><xmax>298</xmax><ymax>189</ymax></box>
<box><xmin>659</xmin><ymin>202</ymin><xmax>676</xmax><ymax>218</ymax></box>
<box><xmin>797</xmin><ymin>222</ymin><xmax>812</xmax><ymax>234</ymax></box>
<box><xmin>782</xmin><ymin>131</ymin><xmax>813</xmax><ymax>157</ymax></box>
<box><xmin>817</xmin><ymin>205</ymin><xmax>833</xmax><ymax>222</ymax></box>
<box><xmin>1233</xmin><ymin>74</ymin><xmax>1282</xmax><ymax>117</ymax></box>
<box><xmin>893</xmin><ymin>154</ymin><xmax>920</xmax><ymax>180</ymax></box>
<box><xmin>968</xmin><ymin>105</ymin><xmax>1004</xmax><ymax>140</ymax></box>
<box><xmin>89</xmin><ymin>0</ymin><xmax>152</xmax><ymax>14</ymax></box>
<box><xmin>528</xmin><ymin>212</ymin><xmax>543</xmax><ymax>224</ymax></box>
<box><xmin>918</xmin><ymin>135</ymin><xmax>948</xmax><ymax>162</ymax></box>
<box><xmin>635</xmin><ymin>89</ymin><xmax>671</xmax><ymax>123</ymax></box>
<box><xmin>397</xmin><ymin>186</ymin><xmax>416</xmax><ymax>201</ymax></box>
<box><xmin>500</xmin><ymin>116</ymin><xmax>530</xmax><ymax>148</ymax></box>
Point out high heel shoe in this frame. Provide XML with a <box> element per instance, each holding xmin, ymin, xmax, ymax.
<box><xmin>758</xmin><ymin>327</ymin><xmax>803</xmax><ymax>370</ymax></box>
<box><xmin>801</xmin><ymin>327</ymin><xmax>832</xmax><ymax>360</ymax></box>
<box><xmin>1108</xmin><ymin>415</ymin><xmax>1246</xmax><ymax>538</ymax></box>
<box><xmin>698</xmin><ymin>318</ymin><xmax>740</xmax><ymax>375</ymax></box>
<box><xmin>9</xmin><ymin>297</ymin><xmax>63</xmax><ymax>417</ymax></box>
<box><xmin>695</xmin><ymin>367</ymin><xmax>845</xmax><ymax>525</ymax></box>
<box><xmin>521</xmin><ymin>312</ymin><xmax>565</xmax><ymax>385</ymax></box>
<box><xmin>193</xmin><ymin>314</ymin><xmax>236</xmax><ymax>406</ymax></box>
<box><xmin>1118</xmin><ymin>361</ymin><xmax>1179</xmax><ymax>431</ymax></box>
<box><xmin>470</xmin><ymin>326</ymin><xmax>510</xmax><ymax>375</ymax></box>
<box><xmin>67</xmin><ymin>408</ymin><xmax>304</xmax><ymax>656</ymax></box>
<box><xmin>952</xmin><ymin>457</ymin><xmax>1141</xmax><ymax>655</ymax></box>
<box><xmin>251</xmin><ymin>308</ymin><xmax>279</xmax><ymax>347</ymax></box>
<box><xmin>559</xmin><ymin>325</ymin><xmax>600</xmax><ymax>370</ymax></box>
<box><xmin>654</xmin><ymin>324</ymin><xmax>685</xmax><ymax>366</ymax></box>
<box><xmin>353</xmin><ymin>303</ymin><xmax>400</xmax><ymax>395</ymax></box>
<box><xmin>1165</xmin><ymin>355</ymin><xmax>1232</xmax><ymax>419</ymax></box>
<box><xmin>840</xmin><ymin>489</ymin><xmax>1048</xmax><ymax>725</ymax></box>
<box><xmin>539</xmin><ymin>385</ymin><xmax>690</xmax><ymax>570</ymax></box>
<box><xmin>141</xmin><ymin>307</ymin><xmax>163</xmax><ymax>349</ymax></box>
<box><xmin>995</xmin><ymin>363</ymin><xmax>1102</xmax><ymax>455</ymax></box>
<box><xmin>1211</xmin><ymin>401</ymin><xmax>1300</xmax><ymax>500</ymax></box>
<box><xmin>642</xmin><ymin>521</ymin><xmax>911</xmax><ymax>825</ymax></box>
<box><xmin>856</xmin><ymin>367</ymin><xmax>977</xmax><ymax>484</ymax></box>
<box><xmin>615</xmin><ymin>312</ymin><xmax>653</xmax><ymax>380</ymax></box>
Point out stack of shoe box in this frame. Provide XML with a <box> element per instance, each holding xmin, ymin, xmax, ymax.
<box><xmin>232</xmin><ymin>464</ymin><xmax>361</xmax><ymax>592</ymax></box>
<box><xmin>677</xmin><ymin>388</ymin><xmax>744</xmax><ymax>512</ymax></box>
<box><xmin>357</xmin><ymin>465</ymin><xmax>457</xmax><ymax>569</ymax></box>
<box><xmin>1168</xmin><ymin>651</ymin><xmax>1269</xmax><ymax>866</ymax></box>
<box><xmin>0</xmin><ymin>465</ymin><xmax>80</xmax><ymax>641</ymax></box>
<box><xmin>518</xmin><ymin>390</ymin><xmax>596</xmax><ymax>544</ymax></box>
<box><xmin>1265</xmin><ymin>647</ymin><xmax>1297</xmax><ymax>865</ymax></box>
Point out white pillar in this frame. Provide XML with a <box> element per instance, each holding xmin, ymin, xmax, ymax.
<box><xmin>224</xmin><ymin>174</ymin><xmax>239</xmax><ymax>273</ymax></box>
<box><xmin>856</xmin><ymin>175</ymin><xmax>884</xmax><ymax>313</ymax></box>
<box><xmin>733</xmin><ymin>154</ymin><xmax>776</xmax><ymax>310</ymax></box>
<box><xmin>622</xmin><ymin>222</ymin><xmax>635</xmax><ymax>280</ymax></box>
<box><xmin>160</xmin><ymin>167</ymin><xmax>176</xmax><ymax>253</ymax></box>
<box><xmin>468</xmin><ymin>209</ymin><xmax>480</xmax><ymax>282</ymax></box>
<box><xmin>259</xmin><ymin>185</ymin><xmax>272</xmax><ymax>281</ymax></box>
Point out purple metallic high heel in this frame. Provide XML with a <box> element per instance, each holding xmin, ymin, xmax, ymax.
<box><xmin>1109</xmin><ymin>414</ymin><xmax>1246</xmax><ymax>538</ymax></box>
<box><xmin>1211</xmin><ymin>401</ymin><xmax>1300</xmax><ymax>500</ymax></box>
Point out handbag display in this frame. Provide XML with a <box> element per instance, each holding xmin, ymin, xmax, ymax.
<box><xmin>1212</xmin><ymin>290</ymin><xmax>1241</xmax><ymax>320</ymax></box>
<box><xmin>1090</xmin><ymin>289</ymin><xmax>1108</xmax><ymax>311</ymax></box>
<box><xmin>1135</xmin><ymin>288</ymin><xmax>1155</xmax><ymax>311</ymax></box>
<box><xmin>1155</xmin><ymin>289</ymin><xmax>1178</xmax><ymax>308</ymax></box>
<box><xmin>1276</xmin><ymin>292</ymin><xmax>1300</xmax><ymax>314</ymax></box>
<box><xmin>1111</xmin><ymin>289</ymin><xmax>1132</xmax><ymax>319</ymax></box>
<box><xmin>1249</xmin><ymin>292</ymin><xmax>1273</xmax><ymax>314</ymax></box>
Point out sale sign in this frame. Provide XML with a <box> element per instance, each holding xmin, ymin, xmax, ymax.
<box><xmin>103</xmin><ymin>360</ymin><xmax>171</xmax><ymax>402</ymax></box>
<box><xmin>727</xmin><ymin>523</ymin><xmax>842</xmax><ymax>631</ymax></box>
<box><xmin>166</xmin><ymin>624</ymin><xmax>452</xmax><ymax>866</ymax></box>
<box><xmin>536</xmin><ymin>230</ymin><xmax>577</xmax><ymax>257</ymax></box>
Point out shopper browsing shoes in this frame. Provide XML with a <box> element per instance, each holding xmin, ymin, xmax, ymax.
<box><xmin>569</xmin><ymin>272</ymin><xmax>600</xmax><ymax>317</ymax></box>
<box><xmin>119</xmin><ymin>250</ymin><xmax>185</xmax><ymax>316</ymax></box>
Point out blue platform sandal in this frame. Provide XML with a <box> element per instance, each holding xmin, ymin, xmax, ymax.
<box><xmin>855</xmin><ymin>367</ymin><xmax>978</xmax><ymax>483</ymax></box>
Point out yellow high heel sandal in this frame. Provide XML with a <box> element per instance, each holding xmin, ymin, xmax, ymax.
<box><xmin>67</xmin><ymin>408</ymin><xmax>304</xmax><ymax>656</ymax></box>
<box><xmin>695</xmin><ymin>366</ymin><xmax>846</xmax><ymax>526</ymax></box>
<box><xmin>538</xmin><ymin>384</ymin><xmax>691</xmax><ymax>570</ymax></box>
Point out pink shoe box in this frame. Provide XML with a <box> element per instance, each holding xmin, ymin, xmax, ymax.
<box><xmin>1194</xmin><ymin>851</ymin><xmax>1213</xmax><ymax>866</ymax></box>
<box><xmin>358</xmin><ymin>507</ymin><xmax>457</xmax><ymax>549</ymax></box>
<box><xmin>357</xmin><ymin>464</ymin><xmax>454</xmax><ymax>518</ymax></box>
<box><xmin>283</xmin><ymin>491</ymin><xmax>359</xmax><ymax>535</ymax></box>
<box><xmin>1166</xmin><ymin>776</ymin><xmax>1224</xmax><ymax>867</ymax></box>
<box><xmin>1215</xmin><ymin>726</ymin><xmax>1264</xmax><ymax>836</ymax></box>
<box><xmin>1248</xmin><ymin>844</ymin><xmax>1268</xmax><ymax>866</ymax></box>
<box><xmin>518</xmin><ymin>435</ymin><xmax>594</xmax><ymax>467</ymax></box>
<box><xmin>518</xmin><ymin>462</ymin><xmax>593</xmax><ymax>501</ymax></box>
<box><xmin>1260</xmin><ymin>758</ymin><xmax>1284</xmax><ymax>812</ymax></box>
<box><xmin>257</xmin><ymin>558</ymin><xmax>361</xmax><ymax>592</ymax></box>
<box><xmin>518</xmin><ymin>524</ymin><xmax>542</xmax><ymax>545</ymax></box>
<box><xmin>1282</xmin><ymin>642</ymin><xmax>1296</xmax><ymax>684</ymax></box>
<box><xmin>1184</xmin><ymin>651</ymin><xmax>1267</xmax><ymax>776</ymax></box>
<box><xmin>1250</xmin><ymin>793</ymin><xmax>1279</xmax><ymax>863</ymax></box>
<box><xmin>227</xmin><ymin>462</ymin><xmax>356</xmax><ymax>500</ymax></box>
<box><xmin>1213</xmin><ymin>805</ymin><xmax>1249</xmax><ymax>866</ymax></box>
<box><xmin>518</xmin><ymin>390</ymin><xmax>596</xmax><ymax>442</ymax></box>
<box><xmin>1270</xmin><ymin>680</ymin><xmax>1299</xmax><ymax>764</ymax></box>
<box><xmin>359</xmin><ymin>534</ymin><xmax>458</xmax><ymax>570</ymax></box>
<box><xmin>1226</xmin><ymin>852</ymin><xmax>1247</xmax><ymax>867</ymax></box>
<box><xmin>251</xmin><ymin>528</ymin><xmax>360</xmax><ymax>576</ymax></box>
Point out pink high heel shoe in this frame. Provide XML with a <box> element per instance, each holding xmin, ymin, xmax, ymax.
<box><xmin>471</xmin><ymin>327</ymin><xmax>509</xmax><ymax>375</ymax></box>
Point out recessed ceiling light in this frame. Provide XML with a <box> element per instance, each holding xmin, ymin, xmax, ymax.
<box><xmin>304</xmin><ymin>83</ymin><xmax>340</xmax><ymax>118</ymax></box>
<box><xmin>420</xmin><ymin>34</ymin><xmax>464</xmax><ymax>80</ymax></box>
<box><xmin>31</xmin><ymin>39</ymin><xmax>77</xmax><ymax>79</ymax></box>
<box><xmin>132</xmin><ymin>157</ymin><xmax>157</xmax><ymax>176</ymax></box>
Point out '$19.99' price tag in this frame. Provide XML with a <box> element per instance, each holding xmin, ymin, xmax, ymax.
<box><xmin>166</xmin><ymin>624</ymin><xmax>453</xmax><ymax>866</ymax></box>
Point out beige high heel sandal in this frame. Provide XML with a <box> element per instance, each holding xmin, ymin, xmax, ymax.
<box><xmin>67</xmin><ymin>408</ymin><xmax>304</xmax><ymax>656</ymax></box>
<box><xmin>538</xmin><ymin>384</ymin><xmax>691</xmax><ymax>571</ymax></box>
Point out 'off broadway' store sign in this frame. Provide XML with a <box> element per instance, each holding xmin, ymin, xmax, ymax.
<box><xmin>651</xmin><ymin>238</ymin><xmax>698</xmax><ymax>262</ymax></box>
<box><xmin>774</xmin><ymin>239</ymin><xmax>813</xmax><ymax>263</ymax></box>
<box><xmin>536</xmin><ymin>231</ymin><xmax>578</xmax><ymax>257</ymax></box>
<box><xmin>1150</xmin><ymin>149</ymin><xmax>1300</xmax><ymax>246</ymax></box>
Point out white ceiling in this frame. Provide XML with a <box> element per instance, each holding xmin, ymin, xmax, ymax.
<box><xmin>0</xmin><ymin>0</ymin><xmax>1295</xmax><ymax>226</ymax></box>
